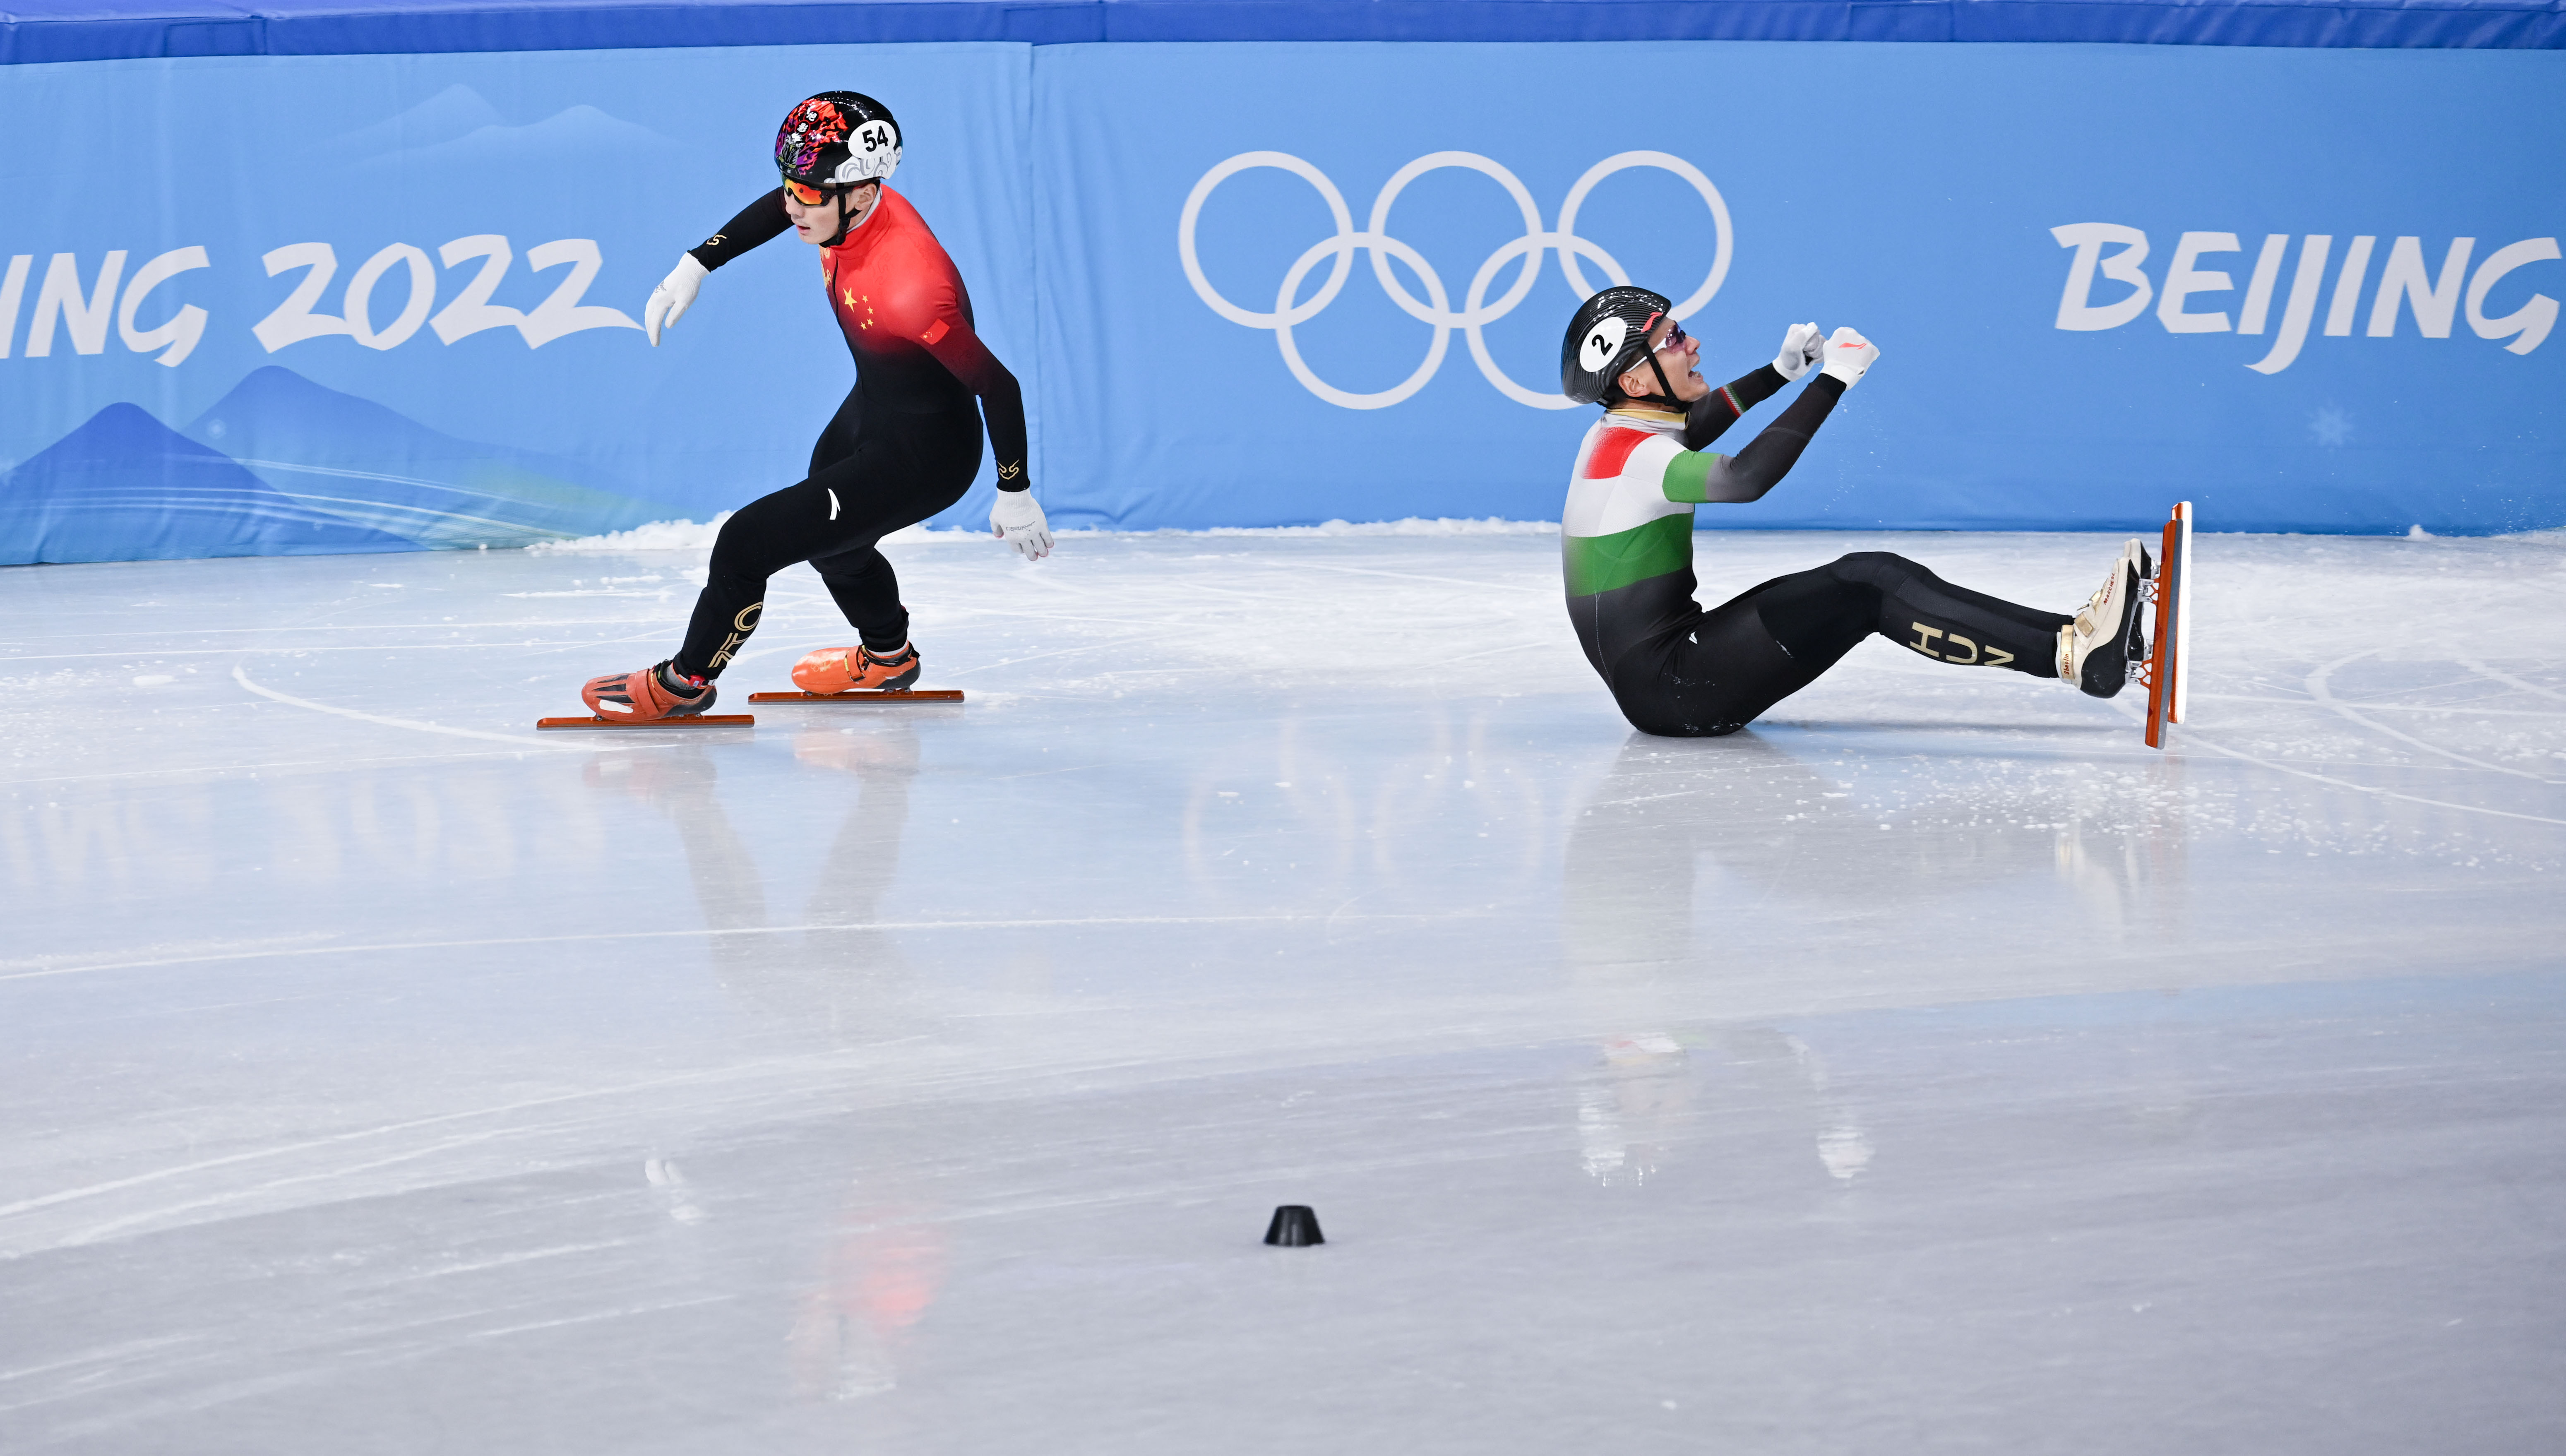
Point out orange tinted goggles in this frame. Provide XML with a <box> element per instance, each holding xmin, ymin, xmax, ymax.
<box><xmin>783</xmin><ymin>177</ymin><xmax>879</xmax><ymax>206</ymax></box>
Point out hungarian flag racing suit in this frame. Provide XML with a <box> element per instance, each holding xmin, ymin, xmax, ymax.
<box><xmin>1562</xmin><ymin>366</ymin><xmax>2066</xmax><ymax>736</ymax></box>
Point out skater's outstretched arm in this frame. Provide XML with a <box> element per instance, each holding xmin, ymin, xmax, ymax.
<box><xmin>1667</xmin><ymin>328</ymin><xmax>1878</xmax><ymax>505</ymax></box>
<box><xmin>644</xmin><ymin>192</ymin><xmax>798</xmax><ymax>344</ymax></box>
<box><xmin>1682</xmin><ymin>323</ymin><xmax>1825</xmax><ymax>450</ymax></box>
<box><xmin>1682</xmin><ymin>365</ymin><xmax>1788</xmax><ymax>451</ymax></box>
<box><xmin>686</xmin><ymin>190</ymin><xmax>795</xmax><ymax>271</ymax></box>
<box><xmin>1665</xmin><ymin>374</ymin><xmax>1844</xmax><ymax>504</ymax></box>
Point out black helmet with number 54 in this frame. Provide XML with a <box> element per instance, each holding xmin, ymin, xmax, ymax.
<box><xmin>775</xmin><ymin>91</ymin><xmax>901</xmax><ymax>192</ymax></box>
<box><xmin>1560</xmin><ymin>285</ymin><xmax>1675</xmax><ymax>406</ymax></box>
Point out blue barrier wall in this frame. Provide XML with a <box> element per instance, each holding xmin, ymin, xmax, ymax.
<box><xmin>1050</xmin><ymin>42</ymin><xmax>2566</xmax><ymax>535</ymax></box>
<box><xmin>2</xmin><ymin>40</ymin><xmax>2561</xmax><ymax>562</ymax></box>
<box><xmin>0</xmin><ymin>44</ymin><xmax>1038</xmax><ymax>562</ymax></box>
<box><xmin>10</xmin><ymin>0</ymin><xmax>2561</xmax><ymax>62</ymax></box>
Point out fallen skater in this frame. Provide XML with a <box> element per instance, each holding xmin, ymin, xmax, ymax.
<box><xmin>579</xmin><ymin>91</ymin><xmax>1050</xmax><ymax>723</ymax></box>
<box><xmin>1557</xmin><ymin>286</ymin><xmax>2145</xmax><ymax>738</ymax></box>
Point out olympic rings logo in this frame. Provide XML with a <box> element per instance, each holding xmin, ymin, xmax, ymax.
<box><xmin>1179</xmin><ymin>151</ymin><xmax>1732</xmax><ymax>411</ymax></box>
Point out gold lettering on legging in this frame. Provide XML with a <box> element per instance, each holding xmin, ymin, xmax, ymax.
<box><xmin>710</xmin><ymin>601</ymin><xmax>764</xmax><ymax>670</ymax></box>
<box><xmin>1985</xmin><ymin>646</ymin><xmax>2014</xmax><ymax>668</ymax></box>
<box><xmin>1944</xmin><ymin>633</ymin><xmax>1979</xmax><ymax>665</ymax></box>
<box><xmin>1905</xmin><ymin>623</ymin><xmax>1945</xmax><ymax>659</ymax></box>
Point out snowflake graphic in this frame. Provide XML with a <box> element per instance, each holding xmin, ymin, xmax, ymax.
<box><xmin>2310</xmin><ymin>406</ymin><xmax>2354</xmax><ymax>447</ymax></box>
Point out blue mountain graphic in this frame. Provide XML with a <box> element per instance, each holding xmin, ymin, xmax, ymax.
<box><xmin>324</xmin><ymin>82</ymin><xmax>507</xmax><ymax>161</ymax></box>
<box><xmin>0</xmin><ymin>404</ymin><xmax>416</xmax><ymax>566</ymax></box>
<box><xmin>186</xmin><ymin>367</ymin><xmax>681</xmax><ymax>547</ymax></box>
<box><xmin>361</xmin><ymin>104</ymin><xmax>689</xmax><ymax>173</ymax></box>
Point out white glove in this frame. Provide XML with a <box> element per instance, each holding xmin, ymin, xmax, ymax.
<box><xmin>1819</xmin><ymin>326</ymin><xmax>1881</xmax><ymax>387</ymax></box>
<box><xmin>1773</xmin><ymin>321</ymin><xmax>1824</xmax><ymax>381</ymax></box>
<box><xmin>644</xmin><ymin>253</ymin><xmax>708</xmax><ymax>346</ymax></box>
<box><xmin>990</xmin><ymin>488</ymin><xmax>1053</xmax><ymax>562</ymax></box>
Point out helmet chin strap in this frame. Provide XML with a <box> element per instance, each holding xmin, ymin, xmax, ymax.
<box><xmin>1644</xmin><ymin>352</ymin><xmax>1686</xmax><ymax>408</ymax></box>
<box><xmin>818</xmin><ymin>190</ymin><xmax>856</xmax><ymax>248</ymax></box>
<box><xmin>1616</xmin><ymin>351</ymin><xmax>1687</xmax><ymax>410</ymax></box>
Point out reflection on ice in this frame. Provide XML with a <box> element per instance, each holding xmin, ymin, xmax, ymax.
<box><xmin>581</xmin><ymin>722</ymin><xmax>923</xmax><ymax>1036</ymax></box>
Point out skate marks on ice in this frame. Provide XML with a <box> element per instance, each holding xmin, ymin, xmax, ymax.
<box><xmin>8</xmin><ymin>970</ymin><xmax>2562</xmax><ymax>1455</ymax></box>
<box><xmin>2455</xmin><ymin>654</ymin><xmax>2566</xmax><ymax>704</ymax></box>
<box><xmin>2300</xmin><ymin>651</ymin><xmax>2566</xmax><ymax>787</ymax></box>
<box><xmin>5</xmin><ymin>533</ymin><xmax>2558</xmax><ymax>1005</ymax></box>
<box><xmin>4</xmin><ymin>531</ymin><xmax>2564</xmax><ymax>1453</ymax></box>
<box><xmin>233</xmin><ymin>663</ymin><xmax>622</xmax><ymax>750</ymax></box>
<box><xmin>2165</xmin><ymin>538</ymin><xmax>2566</xmax><ymax>834</ymax></box>
<box><xmin>0</xmin><ymin>706</ymin><xmax>1519</xmax><ymax>1261</ymax></box>
<box><xmin>1755</xmin><ymin>529</ymin><xmax>2566</xmax><ymax>852</ymax></box>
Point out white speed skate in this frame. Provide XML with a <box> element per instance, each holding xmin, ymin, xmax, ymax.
<box><xmin>2057</xmin><ymin>539</ymin><xmax>2150</xmax><ymax>699</ymax></box>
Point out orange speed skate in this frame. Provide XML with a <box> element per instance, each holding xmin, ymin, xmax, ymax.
<box><xmin>790</xmin><ymin>643</ymin><xmax>923</xmax><ymax>695</ymax></box>
<box><xmin>581</xmin><ymin>660</ymin><xmax>718</xmax><ymax>721</ymax></box>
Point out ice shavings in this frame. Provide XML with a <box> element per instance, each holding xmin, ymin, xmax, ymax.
<box><xmin>523</xmin><ymin>513</ymin><xmax>733</xmax><ymax>554</ymax></box>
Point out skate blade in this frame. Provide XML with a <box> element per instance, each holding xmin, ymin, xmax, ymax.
<box><xmin>2143</xmin><ymin>501</ymin><xmax>2192</xmax><ymax>750</ymax></box>
<box><xmin>536</xmin><ymin>714</ymin><xmax>757</xmax><ymax>730</ymax></box>
<box><xmin>746</xmin><ymin>690</ymin><xmax>964</xmax><ymax>704</ymax></box>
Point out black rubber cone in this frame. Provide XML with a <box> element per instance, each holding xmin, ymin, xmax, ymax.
<box><xmin>1263</xmin><ymin>1205</ymin><xmax>1324</xmax><ymax>1247</ymax></box>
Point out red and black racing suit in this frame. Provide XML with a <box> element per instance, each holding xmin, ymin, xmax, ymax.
<box><xmin>671</xmin><ymin>186</ymin><xmax>1029</xmax><ymax>678</ymax></box>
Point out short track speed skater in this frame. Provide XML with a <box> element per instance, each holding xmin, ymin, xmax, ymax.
<box><xmin>2138</xmin><ymin>501</ymin><xmax>2193</xmax><ymax>749</ymax></box>
<box><xmin>1547</xmin><ymin>289</ymin><xmax>2202</xmax><ymax>739</ymax></box>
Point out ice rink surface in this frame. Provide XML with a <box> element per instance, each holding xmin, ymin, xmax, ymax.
<box><xmin>5</xmin><ymin>525</ymin><xmax>2564</xmax><ymax>1453</ymax></box>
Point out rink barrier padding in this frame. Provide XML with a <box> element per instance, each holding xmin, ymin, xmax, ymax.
<box><xmin>2</xmin><ymin>43</ymin><xmax>2560</xmax><ymax>562</ymax></box>
<box><xmin>10</xmin><ymin>0</ymin><xmax>2560</xmax><ymax>63</ymax></box>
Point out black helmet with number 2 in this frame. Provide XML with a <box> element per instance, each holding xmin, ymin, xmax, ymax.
<box><xmin>1560</xmin><ymin>286</ymin><xmax>1676</xmax><ymax>406</ymax></box>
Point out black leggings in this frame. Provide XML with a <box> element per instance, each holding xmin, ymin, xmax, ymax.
<box><xmin>1611</xmin><ymin>552</ymin><xmax>2069</xmax><ymax>737</ymax></box>
<box><xmin>675</xmin><ymin>387</ymin><xmax>981</xmax><ymax>678</ymax></box>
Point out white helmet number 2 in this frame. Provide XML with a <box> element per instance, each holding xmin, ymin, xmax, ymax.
<box><xmin>1578</xmin><ymin>315</ymin><xmax>1629</xmax><ymax>376</ymax></box>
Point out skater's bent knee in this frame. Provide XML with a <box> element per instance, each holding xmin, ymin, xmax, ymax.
<box><xmin>810</xmin><ymin>548</ymin><xmax>890</xmax><ymax>584</ymax></box>
<box><xmin>1828</xmin><ymin>550</ymin><xmax>1920</xmax><ymax>578</ymax></box>
<box><xmin>704</xmin><ymin>530</ymin><xmax>766</xmax><ymax>578</ymax></box>
<box><xmin>703</xmin><ymin>560</ymin><xmax>766</xmax><ymax>592</ymax></box>
<box><xmin>1826</xmin><ymin>551</ymin><xmax>1929</xmax><ymax>593</ymax></box>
